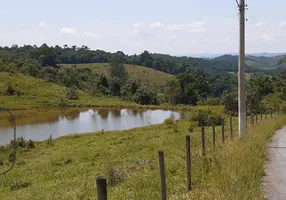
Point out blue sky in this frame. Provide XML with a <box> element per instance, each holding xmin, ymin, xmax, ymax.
<box><xmin>1</xmin><ymin>0</ymin><xmax>286</xmax><ymax>55</ymax></box>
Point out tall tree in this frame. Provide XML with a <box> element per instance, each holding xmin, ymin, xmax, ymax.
<box><xmin>109</xmin><ymin>51</ymin><xmax>128</xmax><ymax>83</ymax></box>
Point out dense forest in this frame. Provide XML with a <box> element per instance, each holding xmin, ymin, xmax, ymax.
<box><xmin>0</xmin><ymin>44</ymin><xmax>286</xmax><ymax>112</ymax></box>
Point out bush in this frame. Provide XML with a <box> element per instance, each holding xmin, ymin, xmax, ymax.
<box><xmin>188</xmin><ymin>121</ymin><xmax>199</xmax><ymax>132</ymax></box>
<box><xmin>190</xmin><ymin>108</ymin><xmax>223</xmax><ymax>126</ymax></box>
<box><xmin>10</xmin><ymin>181</ymin><xmax>31</xmax><ymax>191</ymax></box>
<box><xmin>66</xmin><ymin>87</ymin><xmax>79</xmax><ymax>100</ymax></box>
<box><xmin>164</xmin><ymin>118</ymin><xmax>174</xmax><ymax>125</ymax></box>
<box><xmin>164</xmin><ymin>118</ymin><xmax>178</xmax><ymax>132</ymax></box>
<box><xmin>26</xmin><ymin>140</ymin><xmax>35</xmax><ymax>149</ymax></box>
<box><xmin>107</xmin><ymin>166</ymin><xmax>125</xmax><ymax>186</ymax></box>
<box><xmin>6</xmin><ymin>82</ymin><xmax>15</xmax><ymax>96</ymax></box>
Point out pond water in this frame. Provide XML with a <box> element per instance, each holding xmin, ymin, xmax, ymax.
<box><xmin>0</xmin><ymin>108</ymin><xmax>186</xmax><ymax>145</ymax></box>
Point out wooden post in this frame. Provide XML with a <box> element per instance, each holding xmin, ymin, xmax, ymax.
<box><xmin>221</xmin><ymin>118</ymin><xmax>225</xmax><ymax>144</ymax></box>
<box><xmin>230</xmin><ymin>116</ymin><xmax>233</xmax><ymax>140</ymax></box>
<box><xmin>251</xmin><ymin>113</ymin><xmax>254</xmax><ymax>126</ymax></box>
<box><xmin>212</xmin><ymin>122</ymin><xmax>216</xmax><ymax>149</ymax></box>
<box><xmin>158</xmin><ymin>151</ymin><xmax>167</xmax><ymax>200</ymax></box>
<box><xmin>265</xmin><ymin>110</ymin><xmax>268</xmax><ymax>119</ymax></box>
<box><xmin>186</xmin><ymin>135</ymin><xmax>191</xmax><ymax>191</ymax></box>
<box><xmin>201</xmin><ymin>126</ymin><xmax>205</xmax><ymax>156</ymax></box>
<box><xmin>96</xmin><ymin>177</ymin><xmax>107</xmax><ymax>200</ymax></box>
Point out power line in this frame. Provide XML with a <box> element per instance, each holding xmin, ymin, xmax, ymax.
<box><xmin>245</xmin><ymin>24</ymin><xmax>273</xmax><ymax>47</ymax></box>
<box><xmin>246</xmin><ymin>15</ymin><xmax>286</xmax><ymax>45</ymax></box>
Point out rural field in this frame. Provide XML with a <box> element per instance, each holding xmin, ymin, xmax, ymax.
<box><xmin>0</xmin><ymin>72</ymin><xmax>134</xmax><ymax>109</ymax></box>
<box><xmin>63</xmin><ymin>63</ymin><xmax>175</xmax><ymax>87</ymax></box>
<box><xmin>0</xmin><ymin>107</ymin><xmax>284</xmax><ymax>199</ymax></box>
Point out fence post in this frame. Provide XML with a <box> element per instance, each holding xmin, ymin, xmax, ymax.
<box><xmin>230</xmin><ymin>116</ymin><xmax>233</xmax><ymax>140</ymax></box>
<box><xmin>96</xmin><ymin>177</ymin><xmax>107</xmax><ymax>200</ymax></box>
<box><xmin>251</xmin><ymin>113</ymin><xmax>254</xmax><ymax>126</ymax></box>
<box><xmin>201</xmin><ymin>126</ymin><xmax>206</xmax><ymax>156</ymax></box>
<box><xmin>186</xmin><ymin>135</ymin><xmax>191</xmax><ymax>191</ymax></box>
<box><xmin>265</xmin><ymin>109</ymin><xmax>268</xmax><ymax>119</ymax></box>
<box><xmin>212</xmin><ymin>121</ymin><xmax>216</xmax><ymax>149</ymax></box>
<box><xmin>158</xmin><ymin>151</ymin><xmax>167</xmax><ymax>200</ymax></box>
<box><xmin>221</xmin><ymin>118</ymin><xmax>225</xmax><ymax>144</ymax></box>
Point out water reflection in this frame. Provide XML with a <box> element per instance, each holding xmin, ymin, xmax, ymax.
<box><xmin>97</xmin><ymin>109</ymin><xmax>109</xmax><ymax>119</ymax></box>
<box><xmin>0</xmin><ymin>108</ymin><xmax>186</xmax><ymax>145</ymax></box>
<box><xmin>60</xmin><ymin>110</ymin><xmax>81</xmax><ymax>121</ymax></box>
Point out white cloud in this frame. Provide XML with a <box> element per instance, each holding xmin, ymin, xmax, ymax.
<box><xmin>60</xmin><ymin>27</ymin><xmax>78</xmax><ymax>35</ymax></box>
<box><xmin>254</xmin><ymin>22</ymin><xmax>264</xmax><ymax>27</ymax></box>
<box><xmin>132</xmin><ymin>29</ymin><xmax>150</xmax><ymax>37</ymax></box>
<box><xmin>166</xmin><ymin>22</ymin><xmax>206</xmax><ymax>32</ymax></box>
<box><xmin>188</xmin><ymin>21</ymin><xmax>205</xmax><ymax>28</ymax></box>
<box><xmin>167</xmin><ymin>24</ymin><xmax>185</xmax><ymax>31</ymax></box>
<box><xmin>261</xmin><ymin>34</ymin><xmax>276</xmax><ymax>42</ymax></box>
<box><xmin>34</xmin><ymin>36</ymin><xmax>45</xmax><ymax>42</ymax></box>
<box><xmin>187</xmin><ymin>22</ymin><xmax>207</xmax><ymax>32</ymax></box>
<box><xmin>189</xmin><ymin>27</ymin><xmax>207</xmax><ymax>33</ymax></box>
<box><xmin>150</xmin><ymin>21</ymin><xmax>165</xmax><ymax>28</ymax></box>
<box><xmin>134</xmin><ymin>23</ymin><xmax>143</xmax><ymax>28</ymax></box>
<box><xmin>279</xmin><ymin>21</ymin><xmax>286</xmax><ymax>28</ymax></box>
<box><xmin>39</xmin><ymin>21</ymin><xmax>46</xmax><ymax>28</ymax></box>
<box><xmin>168</xmin><ymin>35</ymin><xmax>177</xmax><ymax>40</ymax></box>
<box><xmin>83</xmin><ymin>31</ymin><xmax>101</xmax><ymax>39</ymax></box>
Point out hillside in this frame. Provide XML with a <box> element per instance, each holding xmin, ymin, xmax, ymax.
<box><xmin>0</xmin><ymin>72</ymin><xmax>132</xmax><ymax>109</ymax></box>
<box><xmin>62</xmin><ymin>63</ymin><xmax>174</xmax><ymax>86</ymax></box>
<box><xmin>213</xmin><ymin>54</ymin><xmax>286</xmax><ymax>69</ymax></box>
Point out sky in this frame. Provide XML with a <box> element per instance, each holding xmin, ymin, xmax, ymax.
<box><xmin>1</xmin><ymin>0</ymin><xmax>286</xmax><ymax>55</ymax></box>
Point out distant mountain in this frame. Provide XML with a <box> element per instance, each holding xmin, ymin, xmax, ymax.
<box><xmin>213</xmin><ymin>54</ymin><xmax>286</xmax><ymax>69</ymax></box>
<box><xmin>248</xmin><ymin>53</ymin><xmax>285</xmax><ymax>57</ymax></box>
<box><xmin>179</xmin><ymin>52</ymin><xmax>285</xmax><ymax>59</ymax></box>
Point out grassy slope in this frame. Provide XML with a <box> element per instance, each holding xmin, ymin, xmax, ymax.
<box><xmin>63</xmin><ymin>63</ymin><xmax>174</xmax><ymax>86</ymax></box>
<box><xmin>0</xmin><ymin>113</ymin><xmax>284</xmax><ymax>200</ymax></box>
<box><xmin>0</xmin><ymin>72</ymin><xmax>133</xmax><ymax>109</ymax></box>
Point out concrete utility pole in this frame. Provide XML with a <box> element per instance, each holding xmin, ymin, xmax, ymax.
<box><xmin>238</xmin><ymin>0</ymin><xmax>246</xmax><ymax>136</ymax></box>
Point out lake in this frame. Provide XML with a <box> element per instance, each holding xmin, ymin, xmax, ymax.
<box><xmin>0</xmin><ymin>108</ymin><xmax>186</xmax><ymax>145</ymax></box>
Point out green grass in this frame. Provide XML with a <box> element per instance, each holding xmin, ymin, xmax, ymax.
<box><xmin>63</xmin><ymin>63</ymin><xmax>175</xmax><ymax>86</ymax></box>
<box><xmin>0</xmin><ymin>72</ymin><xmax>134</xmax><ymax>109</ymax></box>
<box><xmin>0</xmin><ymin>112</ymin><xmax>284</xmax><ymax>200</ymax></box>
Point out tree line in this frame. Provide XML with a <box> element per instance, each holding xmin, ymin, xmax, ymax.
<box><xmin>0</xmin><ymin>44</ymin><xmax>285</xmax><ymax>110</ymax></box>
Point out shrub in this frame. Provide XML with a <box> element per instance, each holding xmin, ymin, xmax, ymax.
<box><xmin>164</xmin><ymin>118</ymin><xmax>178</xmax><ymax>132</ymax></box>
<box><xmin>66</xmin><ymin>87</ymin><xmax>79</xmax><ymax>100</ymax></box>
<box><xmin>26</xmin><ymin>140</ymin><xmax>35</xmax><ymax>149</ymax></box>
<box><xmin>188</xmin><ymin>121</ymin><xmax>199</xmax><ymax>133</ymax></box>
<box><xmin>164</xmin><ymin>118</ymin><xmax>174</xmax><ymax>125</ymax></box>
<box><xmin>10</xmin><ymin>181</ymin><xmax>31</xmax><ymax>191</ymax></box>
<box><xmin>107</xmin><ymin>166</ymin><xmax>125</xmax><ymax>186</ymax></box>
<box><xmin>6</xmin><ymin>82</ymin><xmax>15</xmax><ymax>96</ymax></box>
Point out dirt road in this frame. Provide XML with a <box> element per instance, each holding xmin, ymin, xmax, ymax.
<box><xmin>264</xmin><ymin>126</ymin><xmax>286</xmax><ymax>200</ymax></box>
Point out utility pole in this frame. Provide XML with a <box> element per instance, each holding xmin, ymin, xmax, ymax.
<box><xmin>238</xmin><ymin>0</ymin><xmax>246</xmax><ymax>136</ymax></box>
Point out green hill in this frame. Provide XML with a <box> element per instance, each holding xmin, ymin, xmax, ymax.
<box><xmin>213</xmin><ymin>54</ymin><xmax>286</xmax><ymax>69</ymax></box>
<box><xmin>0</xmin><ymin>72</ymin><xmax>132</xmax><ymax>109</ymax></box>
<box><xmin>62</xmin><ymin>63</ymin><xmax>174</xmax><ymax>86</ymax></box>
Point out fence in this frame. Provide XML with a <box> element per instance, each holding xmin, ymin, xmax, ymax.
<box><xmin>47</xmin><ymin>109</ymin><xmax>282</xmax><ymax>199</ymax></box>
